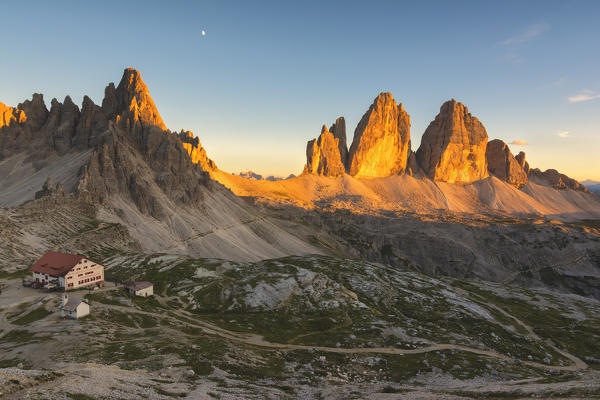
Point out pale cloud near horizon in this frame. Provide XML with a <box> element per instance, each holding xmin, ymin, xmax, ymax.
<box><xmin>568</xmin><ymin>89</ymin><xmax>600</xmax><ymax>103</ymax></box>
<box><xmin>510</xmin><ymin>140</ymin><xmax>528</xmax><ymax>146</ymax></box>
<box><xmin>502</xmin><ymin>23</ymin><xmax>548</xmax><ymax>45</ymax></box>
<box><xmin>557</xmin><ymin>131</ymin><xmax>570</xmax><ymax>138</ymax></box>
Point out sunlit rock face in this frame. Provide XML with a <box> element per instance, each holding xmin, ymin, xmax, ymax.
<box><xmin>0</xmin><ymin>101</ymin><xmax>27</xmax><ymax>128</ymax></box>
<box><xmin>486</xmin><ymin>139</ymin><xmax>528</xmax><ymax>188</ymax></box>
<box><xmin>416</xmin><ymin>99</ymin><xmax>489</xmax><ymax>183</ymax></box>
<box><xmin>347</xmin><ymin>92</ymin><xmax>411</xmax><ymax>177</ymax></box>
<box><xmin>102</xmin><ymin>67</ymin><xmax>167</xmax><ymax>133</ymax></box>
<box><xmin>178</xmin><ymin>130</ymin><xmax>217</xmax><ymax>171</ymax></box>
<box><xmin>304</xmin><ymin>124</ymin><xmax>347</xmax><ymax>177</ymax></box>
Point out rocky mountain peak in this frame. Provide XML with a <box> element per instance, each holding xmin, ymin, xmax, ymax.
<box><xmin>304</xmin><ymin>121</ymin><xmax>347</xmax><ymax>177</ymax></box>
<box><xmin>329</xmin><ymin>116</ymin><xmax>348</xmax><ymax>166</ymax></box>
<box><xmin>515</xmin><ymin>151</ymin><xmax>529</xmax><ymax>174</ymax></box>
<box><xmin>102</xmin><ymin>67</ymin><xmax>166</xmax><ymax>131</ymax></box>
<box><xmin>416</xmin><ymin>99</ymin><xmax>489</xmax><ymax>183</ymax></box>
<box><xmin>486</xmin><ymin>139</ymin><xmax>528</xmax><ymax>188</ymax></box>
<box><xmin>347</xmin><ymin>92</ymin><xmax>411</xmax><ymax>177</ymax></box>
<box><xmin>18</xmin><ymin>93</ymin><xmax>49</xmax><ymax>131</ymax></box>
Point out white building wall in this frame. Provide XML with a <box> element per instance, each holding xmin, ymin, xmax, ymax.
<box><xmin>64</xmin><ymin>258</ymin><xmax>105</xmax><ymax>290</ymax></box>
<box><xmin>75</xmin><ymin>302</ymin><xmax>90</xmax><ymax>319</ymax></box>
<box><xmin>135</xmin><ymin>286</ymin><xmax>154</xmax><ymax>297</ymax></box>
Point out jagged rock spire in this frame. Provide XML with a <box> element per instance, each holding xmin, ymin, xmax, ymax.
<box><xmin>347</xmin><ymin>92</ymin><xmax>411</xmax><ymax>177</ymax></box>
<box><xmin>329</xmin><ymin>117</ymin><xmax>348</xmax><ymax>167</ymax></box>
<box><xmin>304</xmin><ymin>123</ymin><xmax>347</xmax><ymax>177</ymax></box>
<box><xmin>102</xmin><ymin>68</ymin><xmax>166</xmax><ymax>131</ymax></box>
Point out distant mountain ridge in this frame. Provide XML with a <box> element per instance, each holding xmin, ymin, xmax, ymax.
<box><xmin>583</xmin><ymin>180</ymin><xmax>600</xmax><ymax>195</ymax></box>
<box><xmin>236</xmin><ymin>171</ymin><xmax>296</xmax><ymax>181</ymax></box>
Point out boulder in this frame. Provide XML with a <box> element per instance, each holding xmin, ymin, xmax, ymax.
<box><xmin>347</xmin><ymin>92</ymin><xmax>411</xmax><ymax>177</ymax></box>
<box><xmin>416</xmin><ymin>99</ymin><xmax>489</xmax><ymax>183</ymax></box>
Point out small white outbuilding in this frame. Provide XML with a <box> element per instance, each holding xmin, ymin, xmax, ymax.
<box><xmin>125</xmin><ymin>281</ymin><xmax>154</xmax><ymax>297</ymax></box>
<box><xmin>60</xmin><ymin>293</ymin><xmax>90</xmax><ymax>319</ymax></box>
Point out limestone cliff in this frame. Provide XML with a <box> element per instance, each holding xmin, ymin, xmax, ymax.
<box><xmin>486</xmin><ymin>139</ymin><xmax>528</xmax><ymax>188</ymax></box>
<box><xmin>0</xmin><ymin>102</ymin><xmax>26</xmax><ymax>127</ymax></box>
<box><xmin>416</xmin><ymin>100</ymin><xmax>489</xmax><ymax>183</ymax></box>
<box><xmin>329</xmin><ymin>117</ymin><xmax>348</xmax><ymax>167</ymax></box>
<box><xmin>304</xmin><ymin>124</ymin><xmax>347</xmax><ymax>177</ymax></box>
<box><xmin>178</xmin><ymin>130</ymin><xmax>217</xmax><ymax>172</ymax></box>
<box><xmin>102</xmin><ymin>67</ymin><xmax>167</xmax><ymax>132</ymax></box>
<box><xmin>347</xmin><ymin>92</ymin><xmax>411</xmax><ymax>177</ymax></box>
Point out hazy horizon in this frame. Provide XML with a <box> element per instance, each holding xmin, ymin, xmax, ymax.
<box><xmin>1</xmin><ymin>1</ymin><xmax>599</xmax><ymax>181</ymax></box>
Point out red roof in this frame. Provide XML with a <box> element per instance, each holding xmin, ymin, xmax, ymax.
<box><xmin>30</xmin><ymin>251</ymin><xmax>85</xmax><ymax>276</ymax></box>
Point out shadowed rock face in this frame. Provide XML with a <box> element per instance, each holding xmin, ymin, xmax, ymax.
<box><xmin>0</xmin><ymin>92</ymin><xmax>108</xmax><ymax>160</ymax></box>
<box><xmin>486</xmin><ymin>139</ymin><xmax>528</xmax><ymax>188</ymax></box>
<box><xmin>305</xmin><ymin>124</ymin><xmax>347</xmax><ymax>177</ymax></box>
<box><xmin>529</xmin><ymin>168</ymin><xmax>590</xmax><ymax>192</ymax></box>
<box><xmin>347</xmin><ymin>92</ymin><xmax>411</xmax><ymax>178</ymax></box>
<box><xmin>515</xmin><ymin>151</ymin><xmax>588</xmax><ymax>192</ymax></box>
<box><xmin>78</xmin><ymin>69</ymin><xmax>215</xmax><ymax>211</ymax></box>
<box><xmin>329</xmin><ymin>117</ymin><xmax>348</xmax><ymax>167</ymax></box>
<box><xmin>515</xmin><ymin>151</ymin><xmax>530</xmax><ymax>174</ymax></box>
<box><xmin>416</xmin><ymin>100</ymin><xmax>489</xmax><ymax>183</ymax></box>
<box><xmin>0</xmin><ymin>68</ymin><xmax>217</xmax><ymax>213</ymax></box>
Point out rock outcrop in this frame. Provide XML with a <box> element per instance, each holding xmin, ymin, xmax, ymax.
<box><xmin>514</xmin><ymin>151</ymin><xmax>587</xmax><ymax>192</ymax></box>
<box><xmin>416</xmin><ymin>100</ymin><xmax>489</xmax><ymax>183</ymax></box>
<box><xmin>529</xmin><ymin>168</ymin><xmax>590</xmax><ymax>192</ymax></box>
<box><xmin>0</xmin><ymin>102</ymin><xmax>26</xmax><ymax>128</ymax></box>
<box><xmin>304</xmin><ymin>124</ymin><xmax>347</xmax><ymax>177</ymax></box>
<box><xmin>329</xmin><ymin>117</ymin><xmax>348</xmax><ymax>167</ymax></box>
<box><xmin>486</xmin><ymin>139</ymin><xmax>528</xmax><ymax>188</ymax></box>
<box><xmin>347</xmin><ymin>92</ymin><xmax>411</xmax><ymax>177</ymax></box>
<box><xmin>515</xmin><ymin>151</ymin><xmax>530</xmax><ymax>174</ymax></box>
<box><xmin>102</xmin><ymin>67</ymin><xmax>167</xmax><ymax>133</ymax></box>
<box><xmin>178</xmin><ymin>130</ymin><xmax>217</xmax><ymax>172</ymax></box>
<box><xmin>35</xmin><ymin>177</ymin><xmax>64</xmax><ymax>199</ymax></box>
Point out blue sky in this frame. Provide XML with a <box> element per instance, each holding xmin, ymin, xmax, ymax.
<box><xmin>1</xmin><ymin>1</ymin><xmax>599</xmax><ymax>180</ymax></box>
